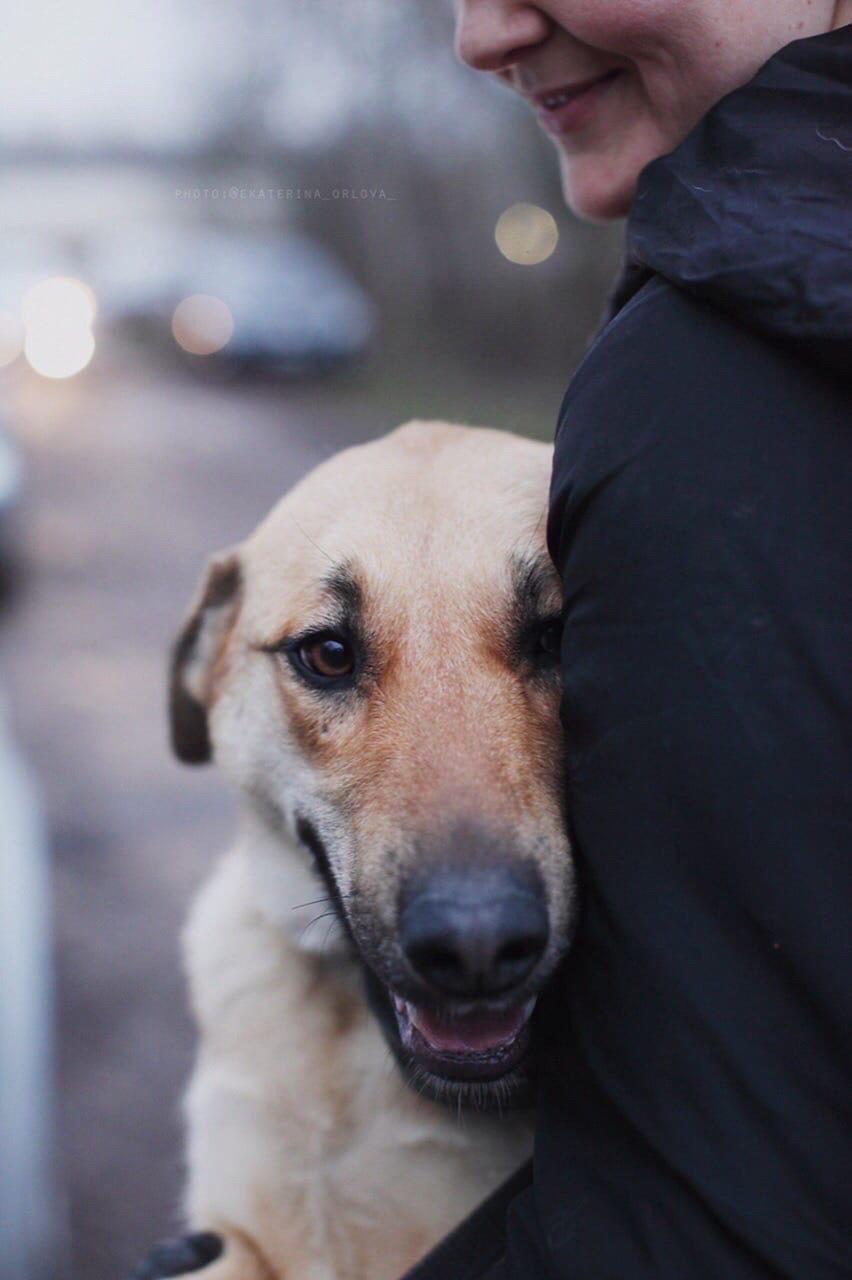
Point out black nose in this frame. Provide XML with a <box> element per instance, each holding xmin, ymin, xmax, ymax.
<box><xmin>399</xmin><ymin>867</ymin><xmax>548</xmax><ymax>998</ymax></box>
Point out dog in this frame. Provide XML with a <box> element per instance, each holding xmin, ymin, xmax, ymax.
<box><xmin>165</xmin><ymin>421</ymin><xmax>575</xmax><ymax>1280</ymax></box>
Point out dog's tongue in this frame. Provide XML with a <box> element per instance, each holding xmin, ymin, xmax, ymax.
<box><xmin>408</xmin><ymin>1001</ymin><xmax>532</xmax><ymax>1054</ymax></box>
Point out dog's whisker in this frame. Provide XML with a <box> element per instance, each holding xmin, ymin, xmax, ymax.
<box><xmin>289</xmin><ymin>514</ymin><xmax>335</xmax><ymax>566</ymax></box>
<box><xmin>299</xmin><ymin>909</ymin><xmax>340</xmax><ymax>942</ymax></box>
<box><xmin>290</xmin><ymin>895</ymin><xmax>332</xmax><ymax>912</ymax></box>
<box><xmin>321</xmin><ymin>918</ymin><xmax>339</xmax><ymax>951</ymax></box>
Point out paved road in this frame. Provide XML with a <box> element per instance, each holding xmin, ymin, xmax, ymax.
<box><xmin>0</xmin><ymin>355</ymin><xmax>376</xmax><ymax>1279</ymax></box>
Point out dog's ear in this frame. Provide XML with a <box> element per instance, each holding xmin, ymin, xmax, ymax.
<box><xmin>169</xmin><ymin>550</ymin><xmax>242</xmax><ymax>765</ymax></box>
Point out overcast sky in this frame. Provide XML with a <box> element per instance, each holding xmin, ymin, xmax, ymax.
<box><xmin>0</xmin><ymin>0</ymin><xmax>507</xmax><ymax>152</ymax></box>
<box><xmin>2</xmin><ymin>1</ymin><xmax>208</xmax><ymax>146</ymax></box>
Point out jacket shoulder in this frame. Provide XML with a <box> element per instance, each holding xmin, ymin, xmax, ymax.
<box><xmin>550</xmin><ymin>273</ymin><xmax>848</xmax><ymax>561</ymax></box>
<box><xmin>562</xmin><ymin>274</ymin><xmax>839</xmax><ymax>434</ymax></box>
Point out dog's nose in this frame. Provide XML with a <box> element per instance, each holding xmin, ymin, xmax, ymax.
<box><xmin>399</xmin><ymin>868</ymin><xmax>548</xmax><ymax>998</ymax></box>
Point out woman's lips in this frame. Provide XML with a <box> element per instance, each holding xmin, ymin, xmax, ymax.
<box><xmin>533</xmin><ymin>69</ymin><xmax>623</xmax><ymax>136</ymax></box>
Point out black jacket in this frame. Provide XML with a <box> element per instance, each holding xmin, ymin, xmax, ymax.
<box><xmin>409</xmin><ymin>25</ymin><xmax>851</xmax><ymax>1280</ymax></box>
<box><xmin>622</xmin><ymin>23</ymin><xmax>851</xmax><ymax>378</ymax></box>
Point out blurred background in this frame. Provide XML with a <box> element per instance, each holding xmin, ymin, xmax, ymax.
<box><xmin>0</xmin><ymin>2</ymin><xmax>621</xmax><ymax>1277</ymax></box>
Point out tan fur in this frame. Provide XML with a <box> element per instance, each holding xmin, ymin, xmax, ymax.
<box><xmin>172</xmin><ymin>423</ymin><xmax>572</xmax><ymax>1279</ymax></box>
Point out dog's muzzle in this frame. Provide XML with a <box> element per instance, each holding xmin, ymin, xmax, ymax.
<box><xmin>365</xmin><ymin>865</ymin><xmax>549</xmax><ymax>1104</ymax></box>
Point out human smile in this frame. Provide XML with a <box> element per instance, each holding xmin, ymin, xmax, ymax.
<box><xmin>531</xmin><ymin>69</ymin><xmax>624</xmax><ymax>135</ymax></box>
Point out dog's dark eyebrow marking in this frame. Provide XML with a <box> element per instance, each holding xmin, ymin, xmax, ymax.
<box><xmin>255</xmin><ymin>563</ymin><xmax>363</xmax><ymax>653</ymax></box>
<box><xmin>512</xmin><ymin>551</ymin><xmax>561</xmax><ymax>621</ymax></box>
<box><xmin>323</xmin><ymin>563</ymin><xmax>362</xmax><ymax>628</ymax></box>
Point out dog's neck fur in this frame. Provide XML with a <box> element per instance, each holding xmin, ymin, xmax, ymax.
<box><xmin>235</xmin><ymin>800</ymin><xmax>353</xmax><ymax>961</ymax></box>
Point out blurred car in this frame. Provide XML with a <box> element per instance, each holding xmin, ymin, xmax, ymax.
<box><xmin>91</xmin><ymin>224</ymin><xmax>375</xmax><ymax>375</ymax></box>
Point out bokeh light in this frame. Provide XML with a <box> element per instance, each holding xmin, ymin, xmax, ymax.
<box><xmin>21</xmin><ymin>276</ymin><xmax>97</xmax><ymax>379</ymax></box>
<box><xmin>22</xmin><ymin>277</ymin><xmax>97</xmax><ymax>330</ymax></box>
<box><xmin>24</xmin><ymin>324</ymin><xmax>95</xmax><ymax>380</ymax></box>
<box><xmin>172</xmin><ymin>294</ymin><xmax>234</xmax><ymax>356</ymax></box>
<box><xmin>0</xmin><ymin>311</ymin><xmax>24</xmax><ymax>369</ymax></box>
<box><xmin>495</xmin><ymin>203</ymin><xmax>559</xmax><ymax>266</ymax></box>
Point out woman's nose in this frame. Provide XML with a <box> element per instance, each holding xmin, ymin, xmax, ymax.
<box><xmin>454</xmin><ymin>0</ymin><xmax>552</xmax><ymax>74</ymax></box>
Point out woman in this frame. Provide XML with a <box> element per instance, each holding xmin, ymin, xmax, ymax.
<box><xmin>134</xmin><ymin>4</ymin><xmax>850</xmax><ymax>1278</ymax></box>
<box><xmin>408</xmin><ymin>4</ymin><xmax>849</xmax><ymax>1278</ymax></box>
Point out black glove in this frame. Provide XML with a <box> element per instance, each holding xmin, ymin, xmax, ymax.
<box><xmin>128</xmin><ymin>1232</ymin><xmax>223</xmax><ymax>1279</ymax></box>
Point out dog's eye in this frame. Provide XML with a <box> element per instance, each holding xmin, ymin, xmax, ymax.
<box><xmin>297</xmin><ymin>633</ymin><xmax>355</xmax><ymax>681</ymax></box>
<box><xmin>536</xmin><ymin>619</ymin><xmax>563</xmax><ymax>660</ymax></box>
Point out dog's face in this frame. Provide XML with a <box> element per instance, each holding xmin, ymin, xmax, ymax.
<box><xmin>171</xmin><ymin>422</ymin><xmax>574</xmax><ymax>1107</ymax></box>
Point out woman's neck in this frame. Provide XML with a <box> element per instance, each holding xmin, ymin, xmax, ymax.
<box><xmin>833</xmin><ymin>1</ymin><xmax>852</xmax><ymax>29</ymax></box>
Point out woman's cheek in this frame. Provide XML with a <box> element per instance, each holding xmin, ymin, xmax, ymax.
<box><xmin>547</xmin><ymin>0</ymin><xmax>690</xmax><ymax>58</ymax></box>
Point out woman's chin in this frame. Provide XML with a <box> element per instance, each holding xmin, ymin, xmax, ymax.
<box><xmin>559</xmin><ymin>153</ymin><xmax>636</xmax><ymax>223</ymax></box>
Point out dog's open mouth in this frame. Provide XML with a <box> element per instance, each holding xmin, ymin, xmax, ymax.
<box><xmin>361</xmin><ymin>965</ymin><xmax>540</xmax><ymax>1108</ymax></box>
<box><xmin>392</xmin><ymin>995</ymin><xmax>536</xmax><ymax>1084</ymax></box>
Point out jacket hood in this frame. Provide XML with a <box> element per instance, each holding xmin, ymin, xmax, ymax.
<box><xmin>623</xmin><ymin>25</ymin><xmax>851</xmax><ymax>378</ymax></box>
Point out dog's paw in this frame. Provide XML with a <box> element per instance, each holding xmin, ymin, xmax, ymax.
<box><xmin>128</xmin><ymin>1232</ymin><xmax>224</xmax><ymax>1279</ymax></box>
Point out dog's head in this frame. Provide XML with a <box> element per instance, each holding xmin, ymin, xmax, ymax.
<box><xmin>170</xmin><ymin>421</ymin><xmax>573</xmax><ymax>1107</ymax></box>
